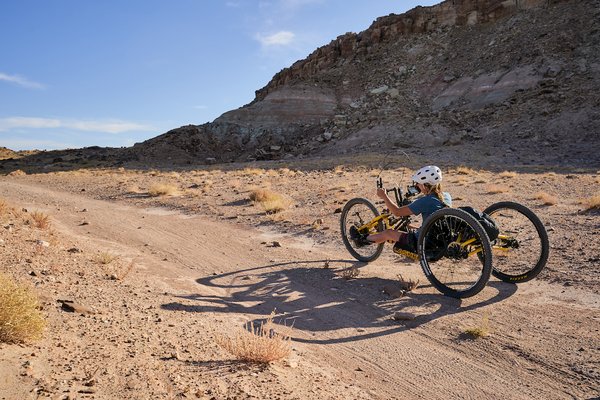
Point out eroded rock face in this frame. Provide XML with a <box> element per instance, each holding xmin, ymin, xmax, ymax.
<box><xmin>254</xmin><ymin>0</ymin><xmax>566</xmax><ymax>101</ymax></box>
<box><xmin>126</xmin><ymin>0</ymin><xmax>599</xmax><ymax>168</ymax></box>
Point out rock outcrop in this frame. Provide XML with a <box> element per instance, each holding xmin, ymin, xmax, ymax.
<box><xmin>56</xmin><ymin>0</ymin><xmax>600</xmax><ymax>168</ymax></box>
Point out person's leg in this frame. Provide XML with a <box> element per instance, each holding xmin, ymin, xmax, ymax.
<box><xmin>367</xmin><ymin>229</ymin><xmax>403</xmax><ymax>244</ymax></box>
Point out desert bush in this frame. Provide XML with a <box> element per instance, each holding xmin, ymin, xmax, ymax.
<box><xmin>242</xmin><ymin>168</ymin><xmax>264</xmax><ymax>176</ymax></box>
<box><xmin>30</xmin><ymin>211</ymin><xmax>51</xmax><ymax>229</ymax></box>
<box><xmin>249</xmin><ymin>189</ymin><xmax>291</xmax><ymax>213</ymax></box>
<box><xmin>397</xmin><ymin>274</ymin><xmax>419</xmax><ymax>292</ymax></box>
<box><xmin>581</xmin><ymin>194</ymin><xmax>600</xmax><ymax>211</ymax></box>
<box><xmin>0</xmin><ymin>273</ymin><xmax>45</xmax><ymax>343</ymax></box>
<box><xmin>534</xmin><ymin>191</ymin><xmax>558</xmax><ymax>206</ymax></box>
<box><xmin>341</xmin><ymin>266</ymin><xmax>360</xmax><ymax>280</ymax></box>
<box><xmin>498</xmin><ymin>171</ymin><xmax>517</xmax><ymax>179</ymax></box>
<box><xmin>0</xmin><ymin>198</ymin><xmax>8</xmax><ymax>215</ymax></box>
<box><xmin>463</xmin><ymin>314</ymin><xmax>490</xmax><ymax>339</ymax></box>
<box><xmin>215</xmin><ymin>312</ymin><xmax>291</xmax><ymax>363</ymax></box>
<box><xmin>95</xmin><ymin>252</ymin><xmax>118</xmax><ymax>265</ymax></box>
<box><xmin>485</xmin><ymin>184</ymin><xmax>510</xmax><ymax>194</ymax></box>
<box><xmin>455</xmin><ymin>166</ymin><xmax>476</xmax><ymax>175</ymax></box>
<box><xmin>8</xmin><ymin>169</ymin><xmax>26</xmax><ymax>176</ymax></box>
<box><xmin>148</xmin><ymin>183</ymin><xmax>178</xmax><ymax>197</ymax></box>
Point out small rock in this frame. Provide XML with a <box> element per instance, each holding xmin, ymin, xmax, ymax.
<box><xmin>271</xmin><ymin>241</ymin><xmax>282</xmax><ymax>248</ymax></box>
<box><xmin>392</xmin><ymin>312</ymin><xmax>416</xmax><ymax>321</ymax></box>
<box><xmin>67</xmin><ymin>247</ymin><xmax>83</xmax><ymax>253</ymax></box>
<box><xmin>36</xmin><ymin>240</ymin><xmax>50</xmax><ymax>247</ymax></box>
<box><xmin>383</xmin><ymin>285</ymin><xmax>405</xmax><ymax>298</ymax></box>
<box><xmin>322</xmin><ymin>131</ymin><xmax>333</xmax><ymax>141</ymax></box>
<box><xmin>370</xmin><ymin>85</ymin><xmax>389</xmax><ymax>95</ymax></box>
<box><xmin>79</xmin><ymin>221</ymin><xmax>89</xmax><ymax>226</ymax></box>
<box><xmin>205</xmin><ymin>157</ymin><xmax>217</xmax><ymax>164</ymax></box>
<box><xmin>59</xmin><ymin>300</ymin><xmax>95</xmax><ymax>315</ymax></box>
<box><xmin>333</xmin><ymin>207</ymin><xmax>342</xmax><ymax>214</ymax></box>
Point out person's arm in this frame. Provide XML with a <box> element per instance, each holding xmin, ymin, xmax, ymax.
<box><xmin>376</xmin><ymin>188</ymin><xmax>414</xmax><ymax>217</ymax></box>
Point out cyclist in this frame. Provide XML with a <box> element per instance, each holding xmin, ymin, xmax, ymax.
<box><xmin>350</xmin><ymin>165</ymin><xmax>452</xmax><ymax>253</ymax></box>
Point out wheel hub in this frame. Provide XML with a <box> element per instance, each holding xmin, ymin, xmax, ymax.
<box><xmin>446</xmin><ymin>242</ymin><xmax>469</xmax><ymax>260</ymax></box>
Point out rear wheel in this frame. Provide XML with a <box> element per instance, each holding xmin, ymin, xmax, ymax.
<box><xmin>340</xmin><ymin>198</ymin><xmax>385</xmax><ymax>262</ymax></box>
<box><xmin>418</xmin><ymin>208</ymin><xmax>493</xmax><ymax>298</ymax></box>
<box><xmin>484</xmin><ymin>201</ymin><xmax>549</xmax><ymax>283</ymax></box>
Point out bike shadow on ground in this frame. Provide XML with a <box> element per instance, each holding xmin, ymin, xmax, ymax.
<box><xmin>160</xmin><ymin>259</ymin><xmax>518</xmax><ymax>345</ymax></box>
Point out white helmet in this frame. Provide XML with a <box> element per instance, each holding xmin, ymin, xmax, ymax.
<box><xmin>412</xmin><ymin>165</ymin><xmax>442</xmax><ymax>185</ymax></box>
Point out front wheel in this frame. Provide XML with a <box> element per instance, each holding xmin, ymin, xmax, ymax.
<box><xmin>484</xmin><ymin>201</ymin><xmax>549</xmax><ymax>283</ymax></box>
<box><xmin>340</xmin><ymin>198</ymin><xmax>385</xmax><ymax>262</ymax></box>
<box><xmin>418</xmin><ymin>208</ymin><xmax>493</xmax><ymax>298</ymax></box>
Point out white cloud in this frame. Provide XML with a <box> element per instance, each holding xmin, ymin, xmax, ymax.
<box><xmin>0</xmin><ymin>72</ymin><xmax>45</xmax><ymax>89</ymax></box>
<box><xmin>255</xmin><ymin>31</ymin><xmax>295</xmax><ymax>46</ymax></box>
<box><xmin>0</xmin><ymin>138</ymin><xmax>78</xmax><ymax>151</ymax></box>
<box><xmin>280</xmin><ymin>0</ymin><xmax>323</xmax><ymax>8</ymax></box>
<box><xmin>0</xmin><ymin>117</ymin><xmax>152</xmax><ymax>134</ymax></box>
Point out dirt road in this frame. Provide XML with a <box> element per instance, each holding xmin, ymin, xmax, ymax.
<box><xmin>1</xmin><ymin>179</ymin><xmax>598</xmax><ymax>399</ymax></box>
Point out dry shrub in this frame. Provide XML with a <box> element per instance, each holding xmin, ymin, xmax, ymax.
<box><xmin>534</xmin><ymin>191</ymin><xmax>558</xmax><ymax>206</ymax></box>
<box><xmin>498</xmin><ymin>171</ymin><xmax>517</xmax><ymax>179</ymax></box>
<box><xmin>455</xmin><ymin>166</ymin><xmax>476</xmax><ymax>175</ymax></box>
<box><xmin>148</xmin><ymin>183</ymin><xmax>178</xmax><ymax>197</ymax></box>
<box><xmin>278</xmin><ymin>168</ymin><xmax>296</xmax><ymax>177</ymax></box>
<box><xmin>463</xmin><ymin>314</ymin><xmax>490</xmax><ymax>339</ymax></box>
<box><xmin>397</xmin><ymin>274</ymin><xmax>419</xmax><ymax>292</ymax></box>
<box><xmin>0</xmin><ymin>273</ymin><xmax>45</xmax><ymax>343</ymax></box>
<box><xmin>486</xmin><ymin>184</ymin><xmax>510</xmax><ymax>194</ymax></box>
<box><xmin>581</xmin><ymin>194</ymin><xmax>600</xmax><ymax>211</ymax></box>
<box><xmin>8</xmin><ymin>169</ymin><xmax>26</xmax><ymax>176</ymax></box>
<box><xmin>249</xmin><ymin>189</ymin><xmax>291</xmax><ymax>213</ymax></box>
<box><xmin>341</xmin><ymin>266</ymin><xmax>360</xmax><ymax>280</ymax></box>
<box><xmin>243</xmin><ymin>168</ymin><xmax>264</xmax><ymax>176</ymax></box>
<box><xmin>95</xmin><ymin>252</ymin><xmax>117</xmax><ymax>265</ymax></box>
<box><xmin>215</xmin><ymin>312</ymin><xmax>291</xmax><ymax>363</ymax></box>
<box><xmin>0</xmin><ymin>198</ymin><xmax>8</xmax><ymax>215</ymax></box>
<box><xmin>30</xmin><ymin>211</ymin><xmax>51</xmax><ymax>229</ymax></box>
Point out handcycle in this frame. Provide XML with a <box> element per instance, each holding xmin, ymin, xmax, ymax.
<box><xmin>340</xmin><ymin>174</ymin><xmax>549</xmax><ymax>298</ymax></box>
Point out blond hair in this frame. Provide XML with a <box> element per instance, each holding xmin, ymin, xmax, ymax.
<box><xmin>424</xmin><ymin>183</ymin><xmax>449</xmax><ymax>206</ymax></box>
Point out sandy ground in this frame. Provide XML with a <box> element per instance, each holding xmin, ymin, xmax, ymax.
<box><xmin>0</xmin><ymin>159</ymin><xmax>599</xmax><ymax>399</ymax></box>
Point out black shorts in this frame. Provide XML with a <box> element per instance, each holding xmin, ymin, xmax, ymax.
<box><xmin>395</xmin><ymin>231</ymin><xmax>417</xmax><ymax>253</ymax></box>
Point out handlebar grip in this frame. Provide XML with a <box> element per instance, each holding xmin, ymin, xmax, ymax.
<box><xmin>377</xmin><ymin>177</ymin><xmax>383</xmax><ymax>189</ymax></box>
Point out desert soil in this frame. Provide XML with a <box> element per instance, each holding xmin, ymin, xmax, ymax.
<box><xmin>0</xmin><ymin>158</ymin><xmax>599</xmax><ymax>400</ymax></box>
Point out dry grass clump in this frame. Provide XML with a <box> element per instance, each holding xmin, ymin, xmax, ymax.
<box><xmin>242</xmin><ymin>167</ymin><xmax>265</xmax><ymax>176</ymax></box>
<box><xmin>148</xmin><ymin>183</ymin><xmax>179</xmax><ymax>197</ymax></box>
<box><xmin>397</xmin><ymin>274</ymin><xmax>419</xmax><ymax>292</ymax></box>
<box><xmin>8</xmin><ymin>169</ymin><xmax>26</xmax><ymax>176</ymax></box>
<box><xmin>341</xmin><ymin>266</ymin><xmax>360</xmax><ymax>280</ymax></box>
<box><xmin>95</xmin><ymin>252</ymin><xmax>118</xmax><ymax>265</ymax></box>
<box><xmin>498</xmin><ymin>171</ymin><xmax>518</xmax><ymax>179</ymax></box>
<box><xmin>486</xmin><ymin>184</ymin><xmax>511</xmax><ymax>194</ymax></box>
<box><xmin>0</xmin><ymin>273</ymin><xmax>46</xmax><ymax>343</ymax></box>
<box><xmin>215</xmin><ymin>312</ymin><xmax>291</xmax><ymax>363</ymax></box>
<box><xmin>581</xmin><ymin>194</ymin><xmax>600</xmax><ymax>211</ymax></box>
<box><xmin>455</xmin><ymin>166</ymin><xmax>477</xmax><ymax>175</ymax></box>
<box><xmin>0</xmin><ymin>198</ymin><xmax>9</xmax><ymax>215</ymax></box>
<box><xmin>249</xmin><ymin>189</ymin><xmax>291</xmax><ymax>213</ymax></box>
<box><xmin>534</xmin><ymin>191</ymin><xmax>558</xmax><ymax>206</ymax></box>
<box><xmin>30</xmin><ymin>211</ymin><xmax>51</xmax><ymax>229</ymax></box>
<box><xmin>463</xmin><ymin>314</ymin><xmax>490</xmax><ymax>339</ymax></box>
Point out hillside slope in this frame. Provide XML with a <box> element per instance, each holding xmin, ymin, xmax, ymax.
<box><xmin>126</xmin><ymin>0</ymin><xmax>600</xmax><ymax>168</ymax></box>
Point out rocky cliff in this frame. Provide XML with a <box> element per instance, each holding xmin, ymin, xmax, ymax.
<box><xmin>128</xmin><ymin>0</ymin><xmax>600</xmax><ymax>168</ymax></box>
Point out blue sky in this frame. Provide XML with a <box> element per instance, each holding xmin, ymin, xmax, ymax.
<box><xmin>0</xmin><ymin>0</ymin><xmax>438</xmax><ymax>151</ymax></box>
